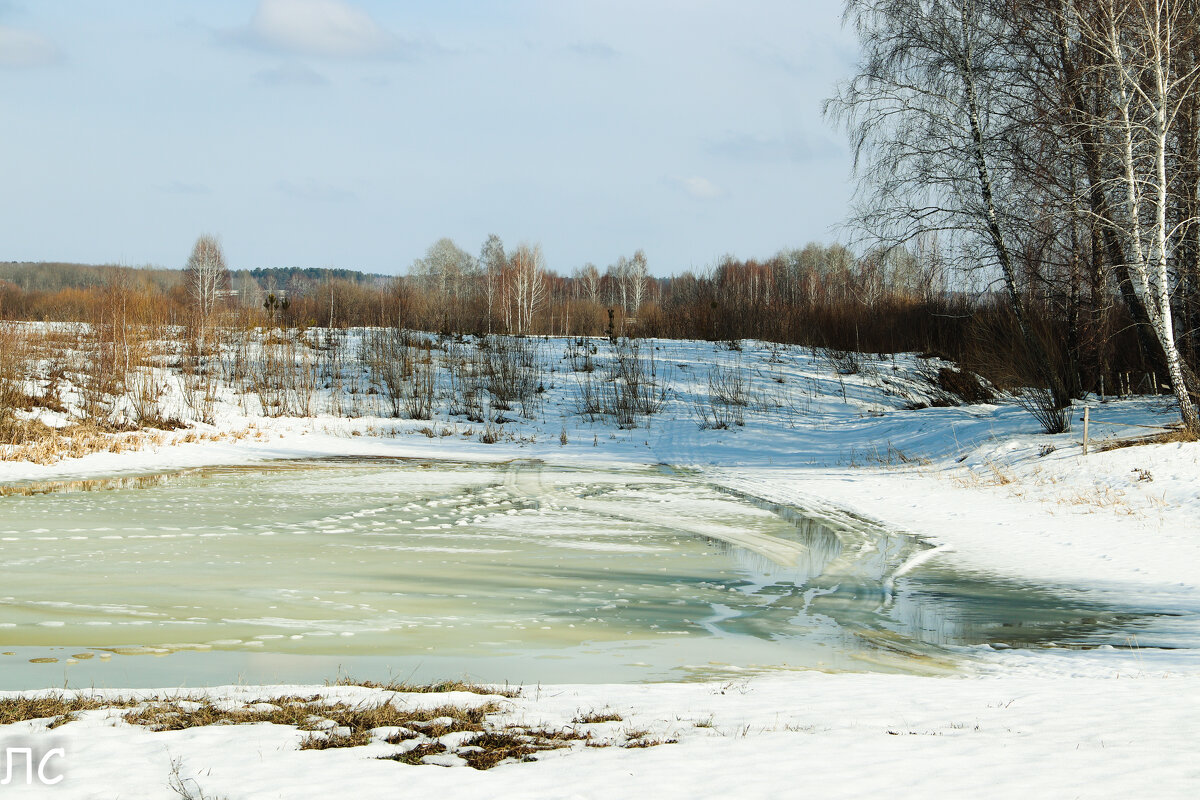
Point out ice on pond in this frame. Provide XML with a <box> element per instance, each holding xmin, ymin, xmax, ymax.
<box><xmin>0</xmin><ymin>458</ymin><xmax>1170</xmax><ymax>688</ymax></box>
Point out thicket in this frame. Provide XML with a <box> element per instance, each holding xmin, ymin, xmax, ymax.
<box><xmin>0</xmin><ymin>243</ymin><xmax>1170</xmax><ymax>409</ymax></box>
<box><xmin>0</xmin><ymin>248</ymin><xmax>1180</xmax><ymax>410</ymax></box>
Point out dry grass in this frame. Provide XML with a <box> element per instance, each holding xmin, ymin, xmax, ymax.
<box><xmin>981</xmin><ymin>459</ymin><xmax>1015</xmax><ymax>485</ymax></box>
<box><xmin>863</xmin><ymin>442</ymin><xmax>930</xmax><ymax>467</ymax></box>
<box><xmin>125</xmin><ymin>696</ymin><xmax>500</xmax><ymax>751</ymax></box>
<box><xmin>387</xmin><ymin>726</ymin><xmax>593</xmax><ymax>770</ymax></box>
<box><xmin>168</xmin><ymin>756</ymin><xmax>229</xmax><ymax>800</ymax></box>
<box><xmin>329</xmin><ymin>677</ymin><xmax>521</xmax><ymax>698</ymax></box>
<box><xmin>0</xmin><ymin>415</ymin><xmax>58</xmax><ymax>447</ymax></box>
<box><xmin>124</xmin><ymin>696</ymin><xmax>319</xmax><ymax>732</ymax></box>
<box><xmin>572</xmin><ymin>710</ymin><xmax>623</xmax><ymax>724</ymax></box>
<box><xmin>953</xmin><ymin>458</ymin><xmax>1017</xmax><ymax>488</ymax></box>
<box><xmin>1098</xmin><ymin>427</ymin><xmax>1198</xmax><ymax>451</ymax></box>
<box><xmin>459</xmin><ymin>731</ymin><xmax>563</xmax><ymax>770</ymax></box>
<box><xmin>622</xmin><ymin>734</ymin><xmax>679</xmax><ymax>749</ymax></box>
<box><xmin>1056</xmin><ymin>486</ymin><xmax>1137</xmax><ymax>514</ymax></box>
<box><xmin>461</xmin><ymin>732</ymin><xmax>544</xmax><ymax>768</ymax></box>
<box><xmin>0</xmin><ymin>424</ymin><xmax>266</xmax><ymax>466</ymax></box>
<box><xmin>3</xmin><ymin>687</ymin><xmax>676</xmax><ymax>772</ymax></box>
<box><xmin>380</xmin><ymin>741</ymin><xmax>448</xmax><ymax>765</ymax></box>
<box><xmin>0</xmin><ymin>694</ymin><xmax>136</xmax><ymax>728</ymax></box>
<box><xmin>516</xmin><ymin>726</ymin><xmax>592</xmax><ymax>745</ymax></box>
<box><xmin>0</xmin><ymin>421</ymin><xmax>159</xmax><ymax>464</ymax></box>
<box><xmin>298</xmin><ymin>729</ymin><xmax>375</xmax><ymax>749</ymax></box>
<box><xmin>0</xmin><ymin>322</ymin><xmax>35</xmax><ymax>412</ymax></box>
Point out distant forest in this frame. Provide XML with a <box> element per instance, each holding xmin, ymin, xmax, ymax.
<box><xmin>0</xmin><ymin>262</ymin><xmax>388</xmax><ymax>296</ymax></box>
<box><xmin>0</xmin><ymin>235</ymin><xmax>1165</xmax><ymax>419</ymax></box>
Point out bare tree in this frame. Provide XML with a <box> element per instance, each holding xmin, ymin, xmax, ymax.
<box><xmin>612</xmin><ymin>256</ymin><xmax>630</xmax><ymax>313</ymax></box>
<box><xmin>509</xmin><ymin>243</ymin><xmax>546</xmax><ymax>334</ymax></box>
<box><xmin>827</xmin><ymin>0</ymin><xmax>1073</xmax><ymax>430</ymax></box>
<box><xmin>184</xmin><ymin>234</ymin><xmax>230</xmax><ymax>318</ymax></box>
<box><xmin>480</xmin><ymin>234</ymin><xmax>506</xmax><ymax>334</ymax></box>
<box><xmin>1081</xmin><ymin>0</ymin><xmax>1200</xmax><ymax>430</ymax></box>
<box><xmin>237</xmin><ymin>271</ymin><xmax>262</xmax><ymax>310</ymax></box>
<box><xmin>576</xmin><ymin>262</ymin><xmax>602</xmax><ymax>304</ymax></box>
<box><xmin>629</xmin><ymin>249</ymin><xmax>649</xmax><ymax>314</ymax></box>
<box><xmin>183</xmin><ymin>234</ymin><xmax>231</xmax><ymax>352</ymax></box>
<box><xmin>410</xmin><ymin>237</ymin><xmax>477</xmax><ymax>327</ymax></box>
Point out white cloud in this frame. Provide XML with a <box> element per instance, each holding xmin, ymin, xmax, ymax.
<box><xmin>0</xmin><ymin>25</ymin><xmax>60</xmax><ymax>68</ymax></box>
<box><xmin>669</xmin><ymin>176</ymin><xmax>724</xmax><ymax>200</ymax></box>
<box><xmin>244</xmin><ymin>0</ymin><xmax>395</xmax><ymax>59</ymax></box>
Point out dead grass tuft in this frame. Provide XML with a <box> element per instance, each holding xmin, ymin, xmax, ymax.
<box><xmin>0</xmin><ymin>421</ymin><xmax>142</xmax><ymax>464</ymax></box>
<box><xmin>123</xmin><ymin>696</ymin><xmax>319</xmax><ymax>731</ymax></box>
<box><xmin>124</xmin><ymin>696</ymin><xmax>500</xmax><ymax>751</ymax></box>
<box><xmin>0</xmin><ymin>694</ymin><xmax>135</xmax><ymax>728</ymax></box>
<box><xmin>1056</xmin><ymin>486</ymin><xmax>1136</xmax><ymax>514</ymax></box>
<box><xmin>456</xmin><ymin>726</ymin><xmax>592</xmax><ymax>770</ymax></box>
<box><xmin>458</xmin><ymin>731</ymin><xmax>542</xmax><ymax>769</ymax></box>
<box><xmin>572</xmin><ymin>710</ymin><xmax>623</xmax><ymax>724</ymax></box>
<box><xmin>1098</xmin><ymin>427</ymin><xmax>1198</xmax><ymax>451</ymax></box>
<box><xmin>379</xmin><ymin>742</ymin><xmax>447</xmax><ymax>765</ymax></box>
<box><xmin>953</xmin><ymin>458</ymin><xmax>1016</xmax><ymax>487</ymax></box>
<box><xmin>622</xmin><ymin>735</ymin><xmax>679</xmax><ymax>749</ymax></box>
<box><xmin>0</xmin><ymin>415</ymin><xmax>58</xmax><ymax>448</ymax></box>
<box><xmin>298</xmin><ymin>729</ymin><xmax>374</xmax><ymax>750</ymax></box>
<box><xmin>330</xmin><ymin>677</ymin><xmax>520</xmax><ymax>698</ymax></box>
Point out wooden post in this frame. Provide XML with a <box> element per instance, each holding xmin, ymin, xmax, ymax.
<box><xmin>1099</xmin><ymin>374</ymin><xmax>1105</xmax><ymax>402</ymax></box>
<box><xmin>1082</xmin><ymin>406</ymin><xmax>1090</xmax><ymax>455</ymax></box>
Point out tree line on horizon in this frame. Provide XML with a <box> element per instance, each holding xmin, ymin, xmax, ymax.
<box><xmin>0</xmin><ymin>229</ymin><xmax>1162</xmax><ymax>413</ymax></box>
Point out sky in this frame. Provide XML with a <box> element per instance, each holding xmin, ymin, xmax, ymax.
<box><xmin>0</xmin><ymin>1</ymin><xmax>858</xmax><ymax>277</ymax></box>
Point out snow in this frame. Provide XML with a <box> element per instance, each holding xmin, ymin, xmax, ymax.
<box><xmin>1</xmin><ymin>673</ymin><xmax>1196</xmax><ymax>799</ymax></box>
<box><xmin>1</xmin><ymin>334</ymin><xmax>1198</xmax><ymax>797</ymax></box>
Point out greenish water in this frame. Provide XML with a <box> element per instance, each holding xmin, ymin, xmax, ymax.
<box><xmin>0</xmin><ymin>458</ymin><xmax>1155</xmax><ymax>689</ymax></box>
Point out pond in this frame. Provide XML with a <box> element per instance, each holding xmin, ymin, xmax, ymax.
<box><xmin>0</xmin><ymin>458</ymin><xmax>1172</xmax><ymax>689</ymax></box>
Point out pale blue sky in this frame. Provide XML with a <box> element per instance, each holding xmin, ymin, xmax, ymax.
<box><xmin>0</xmin><ymin>1</ymin><xmax>856</xmax><ymax>275</ymax></box>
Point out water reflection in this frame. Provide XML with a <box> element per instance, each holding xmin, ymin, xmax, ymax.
<box><xmin>0</xmin><ymin>473</ymin><xmax>169</xmax><ymax>497</ymax></box>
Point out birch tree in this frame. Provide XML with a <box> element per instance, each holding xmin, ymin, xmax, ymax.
<box><xmin>183</xmin><ymin>234</ymin><xmax>230</xmax><ymax>353</ymax></box>
<box><xmin>1082</xmin><ymin>0</ymin><xmax>1200</xmax><ymax>430</ymax></box>
<box><xmin>629</xmin><ymin>250</ymin><xmax>649</xmax><ymax>314</ymax></box>
<box><xmin>480</xmin><ymin>234</ymin><xmax>506</xmax><ymax>334</ymax></box>
<box><xmin>509</xmin><ymin>243</ymin><xmax>546</xmax><ymax>335</ymax></box>
<box><xmin>827</xmin><ymin>0</ymin><xmax>1073</xmax><ymax>430</ymax></box>
<box><xmin>184</xmin><ymin>234</ymin><xmax>230</xmax><ymax>318</ymax></box>
<box><xmin>576</xmin><ymin>263</ymin><xmax>602</xmax><ymax>304</ymax></box>
<box><xmin>613</xmin><ymin>256</ymin><xmax>630</xmax><ymax>313</ymax></box>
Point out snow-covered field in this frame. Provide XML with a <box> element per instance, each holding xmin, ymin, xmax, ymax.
<box><xmin>2</xmin><ymin>334</ymin><xmax>1198</xmax><ymax>798</ymax></box>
